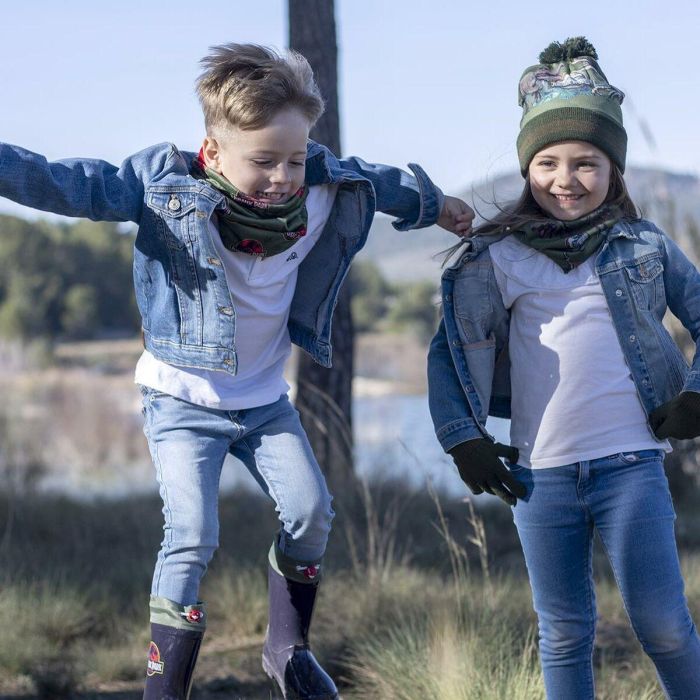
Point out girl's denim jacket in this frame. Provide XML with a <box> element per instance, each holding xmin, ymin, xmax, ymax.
<box><xmin>0</xmin><ymin>140</ymin><xmax>443</xmax><ymax>372</ymax></box>
<box><xmin>428</xmin><ymin>219</ymin><xmax>700</xmax><ymax>453</ymax></box>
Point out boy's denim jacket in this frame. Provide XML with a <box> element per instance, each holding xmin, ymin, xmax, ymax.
<box><xmin>0</xmin><ymin>141</ymin><xmax>443</xmax><ymax>372</ymax></box>
<box><xmin>428</xmin><ymin>219</ymin><xmax>700</xmax><ymax>453</ymax></box>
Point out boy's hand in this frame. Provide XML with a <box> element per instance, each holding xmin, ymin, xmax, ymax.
<box><xmin>649</xmin><ymin>391</ymin><xmax>700</xmax><ymax>440</ymax></box>
<box><xmin>437</xmin><ymin>196</ymin><xmax>475</xmax><ymax>237</ymax></box>
<box><xmin>448</xmin><ymin>438</ymin><xmax>525</xmax><ymax>506</ymax></box>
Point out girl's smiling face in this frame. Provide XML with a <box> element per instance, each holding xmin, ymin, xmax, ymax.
<box><xmin>528</xmin><ymin>141</ymin><xmax>612</xmax><ymax>221</ymax></box>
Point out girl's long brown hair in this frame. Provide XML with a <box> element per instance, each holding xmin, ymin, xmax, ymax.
<box><xmin>443</xmin><ymin>165</ymin><xmax>640</xmax><ymax>265</ymax></box>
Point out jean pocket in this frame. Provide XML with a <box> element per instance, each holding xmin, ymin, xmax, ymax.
<box><xmin>616</xmin><ymin>449</ymin><xmax>663</xmax><ymax>465</ymax></box>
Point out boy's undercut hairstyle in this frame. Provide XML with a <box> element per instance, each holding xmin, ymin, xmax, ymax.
<box><xmin>196</xmin><ymin>43</ymin><xmax>325</xmax><ymax>134</ymax></box>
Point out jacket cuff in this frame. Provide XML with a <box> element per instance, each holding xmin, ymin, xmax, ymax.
<box><xmin>391</xmin><ymin>162</ymin><xmax>444</xmax><ymax>231</ymax></box>
<box><xmin>683</xmin><ymin>372</ymin><xmax>700</xmax><ymax>394</ymax></box>
<box><xmin>437</xmin><ymin>418</ymin><xmax>485</xmax><ymax>453</ymax></box>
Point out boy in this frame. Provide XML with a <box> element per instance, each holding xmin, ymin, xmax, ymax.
<box><xmin>0</xmin><ymin>43</ymin><xmax>473</xmax><ymax>699</ymax></box>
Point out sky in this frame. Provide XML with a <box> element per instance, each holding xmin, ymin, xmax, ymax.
<box><xmin>1</xmin><ymin>0</ymin><xmax>699</xmax><ymax>219</ymax></box>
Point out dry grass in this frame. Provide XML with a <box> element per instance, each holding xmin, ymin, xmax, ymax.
<box><xmin>0</xmin><ymin>486</ymin><xmax>694</xmax><ymax>699</ymax></box>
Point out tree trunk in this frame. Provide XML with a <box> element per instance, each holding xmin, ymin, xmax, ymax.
<box><xmin>288</xmin><ymin>0</ymin><xmax>355</xmax><ymax>485</ymax></box>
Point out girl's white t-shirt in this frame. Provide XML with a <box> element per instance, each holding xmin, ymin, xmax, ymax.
<box><xmin>489</xmin><ymin>236</ymin><xmax>669</xmax><ymax>469</ymax></box>
<box><xmin>134</xmin><ymin>184</ymin><xmax>339</xmax><ymax>410</ymax></box>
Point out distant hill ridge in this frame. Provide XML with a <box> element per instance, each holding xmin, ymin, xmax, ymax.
<box><xmin>359</xmin><ymin>166</ymin><xmax>700</xmax><ymax>281</ymax></box>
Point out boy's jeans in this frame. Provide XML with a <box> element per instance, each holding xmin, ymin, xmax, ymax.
<box><xmin>511</xmin><ymin>450</ymin><xmax>700</xmax><ymax>700</ymax></box>
<box><xmin>140</xmin><ymin>387</ymin><xmax>334</xmax><ymax>605</ymax></box>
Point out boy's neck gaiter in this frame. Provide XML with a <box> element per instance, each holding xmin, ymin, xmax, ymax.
<box><xmin>513</xmin><ymin>205</ymin><xmax>624</xmax><ymax>272</ymax></box>
<box><xmin>192</xmin><ymin>152</ymin><xmax>309</xmax><ymax>259</ymax></box>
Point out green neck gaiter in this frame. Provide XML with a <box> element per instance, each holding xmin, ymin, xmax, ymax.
<box><xmin>513</xmin><ymin>205</ymin><xmax>624</xmax><ymax>272</ymax></box>
<box><xmin>193</xmin><ymin>157</ymin><xmax>309</xmax><ymax>259</ymax></box>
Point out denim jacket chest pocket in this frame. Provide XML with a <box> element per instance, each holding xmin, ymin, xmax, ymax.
<box><xmin>453</xmin><ymin>261</ymin><xmax>494</xmax><ymax>344</ymax></box>
<box><xmin>623</xmin><ymin>254</ymin><xmax>665</xmax><ymax>313</ymax></box>
<box><xmin>147</xmin><ymin>190</ymin><xmax>201</xmax><ymax>289</ymax></box>
<box><xmin>148</xmin><ymin>191</ymin><xmax>198</xmax><ymax>248</ymax></box>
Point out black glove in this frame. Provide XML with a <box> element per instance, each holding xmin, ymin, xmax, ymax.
<box><xmin>649</xmin><ymin>391</ymin><xmax>700</xmax><ymax>440</ymax></box>
<box><xmin>448</xmin><ymin>438</ymin><xmax>525</xmax><ymax>506</ymax></box>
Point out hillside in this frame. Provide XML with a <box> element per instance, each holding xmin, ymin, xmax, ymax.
<box><xmin>358</xmin><ymin>166</ymin><xmax>700</xmax><ymax>281</ymax></box>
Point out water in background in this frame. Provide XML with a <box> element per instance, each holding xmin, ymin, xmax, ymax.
<box><xmin>37</xmin><ymin>393</ymin><xmax>510</xmax><ymax>500</ymax></box>
<box><xmin>353</xmin><ymin>394</ymin><xmax>510</xmax><ymax>497</ymax></box>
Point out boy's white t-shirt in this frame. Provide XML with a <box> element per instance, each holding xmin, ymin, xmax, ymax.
<box><xmin>488</xmin><ymin>236</ymin><xmax>669</xmax><ymax>469</ymax></box>
<box><xmin>135</xmin><ymin>184</ymin><xmax>339</xmax><ymax>410</ymax></box>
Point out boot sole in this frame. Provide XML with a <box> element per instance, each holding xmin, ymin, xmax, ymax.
<box><xmin>261</xmin><ymin>654</ymin><xmax>339</xmax><ymax>700</ymax></box>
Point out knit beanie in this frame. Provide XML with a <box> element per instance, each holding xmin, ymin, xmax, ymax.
<box><xmin>516</xmin><ymin>37</ymin><xmax>627</xmax><ymax>174</ymax></box>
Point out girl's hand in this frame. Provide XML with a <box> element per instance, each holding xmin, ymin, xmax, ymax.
<box><xmin>437</xmin><ymin>196</ymin><xmax>475</xmax><ymax>237</ymax></box>
<box><xmin>448</xmin><ymin>438</ymin><xmax>525</xmax><ymax>506</ymax></box>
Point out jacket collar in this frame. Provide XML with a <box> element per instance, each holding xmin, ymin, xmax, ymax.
<box><xmin>449</xmin><ymin>230</ymin><xmax>510</xmax><ymax>268</ymax></box>
<box><xmin>609</xmin><ymin>219</ymin><xmax>640</xmax><ymax>240</ymax></box>
<box><xmin>305</xmin><ymin>140</ymin><xmax>334</xmax><ymax>185</ymax></box>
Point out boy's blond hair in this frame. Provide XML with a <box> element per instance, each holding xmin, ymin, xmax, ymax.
<box><xmin>196</xmin><ymin>43</ymin><xmax>325</xmax><ymax>135</ymax></box>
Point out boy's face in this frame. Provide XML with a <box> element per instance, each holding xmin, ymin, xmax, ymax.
<box><xmin>528</xmin><ymin>141</ymin><xmax>612</xmax><ymax>221</ymax></box>
<box><xmin>202</xmin><ymin>108</ymin><xmax>311</xmax><ymax>203</ymax></box>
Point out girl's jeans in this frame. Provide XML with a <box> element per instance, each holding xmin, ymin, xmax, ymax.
<box><xmin>511</xmin><ymin>450</ymin><xmax>700</xmax><ymax>700</ymax></box>
<box><xmin>140</xmin><ymin>387</ymin><xmax>334</xmax><ymax>605</ymax></box>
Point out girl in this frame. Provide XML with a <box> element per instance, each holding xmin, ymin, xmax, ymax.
<box><xmin>428</xmin><ymin>37</ymin><xmax>700</xmax><ymax>698</ymax></box>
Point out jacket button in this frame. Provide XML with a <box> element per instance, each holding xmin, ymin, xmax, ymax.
<box><xmin>223</xmin><ymin>358</ymin><xmax>233</xmax><ymax>366</ymax></box>
<box><xmin>615</xmin><ymin>289</ymin><xmax>623</xmax><ymax>297</ymax></box>
<box><xmin>444</xmin><ymin>294</ymin><xmax>452</xmax><ymax>302</ymax></box>
<box><xmin>168</xmin><ymin>195</ymin><xmax>181</xmax><ymax>211</ymax></box>
<box><xmin>218</xmin><ymin>306</ymin><xmax>234</xmax><ymax>316</ymax></box>
<box><xmin>207</xmin><ymin>257</ymin><xmax>222</xmax><ymax>266</ymax></box>
<box><xmin>629</xmin><ymin>334</ymin><xmax>636</xmax><ymax>342</ymax></box>
<box><xmin>452</xmin><ymin>340</ymin><xmax>460</xmax><ymax>347</ymax></box>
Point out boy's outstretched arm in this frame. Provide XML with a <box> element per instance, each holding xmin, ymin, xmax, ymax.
<box><xmin>322</xmin><ymin>145</ymin><xmax>473</xmax><ymax>234</ymax></box>
<box><xmin>345</xmin><ymin>156</ymin><xmax>475</xmax><ymax>235</ymax></box>
<box><xmin>0</xmin><ymin>142</ymin><xmax>178</xmax><ymax>222</ymax></box>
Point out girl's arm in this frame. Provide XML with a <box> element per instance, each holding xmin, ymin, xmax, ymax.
<box><xmin>647</xmin><ymin>231</ymin><xmax>700</xmax><ymax>441</ymax></box>
<box><xmin>427</xmin><ymin>318</ymin><xmax>484</xmax><ymax>451</ymax></box>
<box><xmin>662</xmin><ymin>232</ymin><xmax>700</xmax><ymax>389</ymax></box>
<box><xmin>428</xmin><ymin>318</ymin><xmax>525</xmax><ymax>504</ymax></box>
<box><xmin>0</xmin><ymin>142</ymin><xmax>180</xmax><ymax>223</ymax></box>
